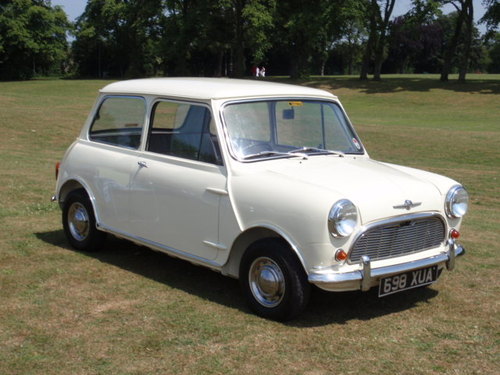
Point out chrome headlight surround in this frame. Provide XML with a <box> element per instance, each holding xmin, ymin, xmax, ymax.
<box><xmin>328</xmin><ymin>199</ymin><xmax>358</xmax><ymax>237</ymax></box>
<box><xmin>445</xmin><ymin>185</ymin><xmax>469</xmax><ymax>218</ymax></box>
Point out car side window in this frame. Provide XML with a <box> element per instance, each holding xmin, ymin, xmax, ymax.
<box><xmin>89</xmin><ymin>96</ymin><xmax>146</xmax><ymax>149</ymax></box>
<box><xmin>147</xmin><ymin>101</ymin><xmax>222</xmax><ymax>165</ymax></box>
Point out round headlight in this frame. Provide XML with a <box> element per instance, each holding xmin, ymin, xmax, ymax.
<box><xmin>445</xmin><ymin>186</ymin><xmax>469</xmax><ymax>218</ymax></box>
<box><xmin>328</xmin><ymin>199</ymin><xmax>358</xmax><ymax>237</ymax></box>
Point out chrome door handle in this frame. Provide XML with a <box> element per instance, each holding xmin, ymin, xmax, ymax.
<box><xmin>137</xmin><ymin>161</ymin><xmax>148</xmax><ymax>168</ymax></box>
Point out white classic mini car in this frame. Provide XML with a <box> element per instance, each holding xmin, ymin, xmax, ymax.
<box><xmin>53</xmin><ymin>78</ymin><xmax>468</xmax><ymax>320</ymax></box>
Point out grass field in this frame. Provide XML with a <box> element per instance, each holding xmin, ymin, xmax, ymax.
<box><xmin>0</xmin><ymin>75</ymin><xmax>498</xmax><ymax>374</ymax></box>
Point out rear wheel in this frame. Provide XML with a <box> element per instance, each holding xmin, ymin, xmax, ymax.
<box><xmin>62</xmin><ymin>189</ymin><xmax>105</xmax><ymax>251</ymax></box>
<box><xmin>240</xmin><ymin>239</ymin><xmax>310</xmax><ymax>321</ymax></box>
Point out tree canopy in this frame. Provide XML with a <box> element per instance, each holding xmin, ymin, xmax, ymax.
<box><xmin>0</xmin><ymin>0</ymin><xmax>70</xmax><ymax>80</ymax></box>
<box><xmin>1</xmin><ymin>0</ymin><xmax>499</xmax><ymax>80</ymax></box>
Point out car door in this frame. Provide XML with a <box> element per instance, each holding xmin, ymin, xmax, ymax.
<box><xmin>128</xmin><ymin>100</ymin><xmax>226</xmax><ymax>261</ymax></box>
<box><xmin>84</xmin><ymin>95</ymin><xmax>147</xmax><ymax>232</ymax></box>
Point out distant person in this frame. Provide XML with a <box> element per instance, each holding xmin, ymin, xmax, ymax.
<box><xmin>251</xmin><ymin>65</ymin><xmax>258</xmax><ymax>77</ymax></box>
<box><xmin>259</xmin><ymin>66</ymin><xmax>266</xmax><ymax>77</ymax></box>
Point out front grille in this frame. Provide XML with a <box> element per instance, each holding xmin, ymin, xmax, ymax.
<box><xmin>349</xmin><ymin>215</ymin><xmax>446</xmax><ymax>263</ymax></box>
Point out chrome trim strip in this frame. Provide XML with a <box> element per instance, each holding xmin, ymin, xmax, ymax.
<box><xmin>206</xmin><ymin>187</ymin><xmax>228</xmax><ymax>196</ymax></box>
<box><xmin>98</xmin><ymin>225</ymin><xmax>222</xmax><ymax>270</ymax></box>
<box><xmin>203</xmin><ymin>240</ymin><xmax>228</xmax><ymax>251</ymax></box>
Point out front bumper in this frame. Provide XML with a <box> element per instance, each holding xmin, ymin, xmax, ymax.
<box><xmin>309</xmin><ymin>240</ymin><xmax>465</xmax><ymax>292</ymax></box>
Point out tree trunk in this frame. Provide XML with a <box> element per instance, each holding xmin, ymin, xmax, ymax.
<box><xmin>347</xmin><ymin>38</ymin><xmax>353</xmax><ymax>75</ymax></box>
<box><xmin>290</xmin><ymin>55</ymin><xmax>300</xmax><ymax>79</ymax></box>
<box><xmin>440</xmin><ymin>1</ymin><xmax>467</xmax><ymax>82</ymax></box>
<box><xmin>359</xmin><ymin>46</ymin><xmax>371</xmax><ymax>80</ymax></box>
<box><xmin>373</xmin><ymin>0</ymin><xmax>396</xmax><ymax>81</ymax></box>
<box><xmin>320</xmin><ymin>59</ymin><xmax>326</xmax><ymax>76</ymax></box>
<box><xmin>215</xmin><ymin>49</ymin><xmax>224</xmax><ymax>77</ymax></box>
<box><xmin>373</xmin><ymin>54</ymin><xmax>383</xmax><ymax>81</ymax></box>
<box><xmin>232</xmin><ymin>0</ymin><xmax>245</xmax><ymax>77</ymax></box>
<box><xmin>458</xmin><ymin>0</ymin><xmax>473</xmax><ymax>83</ymax></box>
<box><xmin>360</xmin><ymin>1</ymin><xmax>378</xmax><ymax>80</ymax></box>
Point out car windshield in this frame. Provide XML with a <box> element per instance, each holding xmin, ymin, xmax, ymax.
<box><xmin>222</xmin><ymin>100</ymin><xmax>363</xmax><ymax>161</ymax></box>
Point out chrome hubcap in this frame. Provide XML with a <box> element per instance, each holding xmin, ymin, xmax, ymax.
<box><xmin>68</xmin><ymin>202</ymin><xmax>90</xmax><ymax>241</ymax></box>
<box><xmin>249</xmin><ymin>257</ymin><xmax>285</xmax><ymax>308</ymax></box>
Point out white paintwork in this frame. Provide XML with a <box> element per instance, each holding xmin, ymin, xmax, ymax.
<box><xmin>100</xmin><ymin>77</ymin><xmax>337</xmax><ymax>101</ymax></box>
<box><xmin>127</xmin><ymin>153</ymin><xmax>226</xmax><ymax>260</ymax></box>
<box><xmin>55</xmin><ymin>78</ymin><xmax>466</xmax><ymax>292</ymax></box>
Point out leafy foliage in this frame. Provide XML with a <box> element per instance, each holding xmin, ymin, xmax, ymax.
<box><xmin>0</xmin><ymin>0</ymin><xmax>499</xmax><ymax>80</ymax></box>
<box><xmin>0</xmin><ymin>0</ymin><xmax>70</xmax><ymax>80</ymax></box>
<box><xmin>481</xmin><ymin>0</ymin><xmax>500</xmax><ymax>34</ymax></box>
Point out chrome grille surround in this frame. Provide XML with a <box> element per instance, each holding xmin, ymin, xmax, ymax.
<box><xmin>348</xmin><ymin>213</ymin><xmax>446</xmax><ymax>264</ymax></box>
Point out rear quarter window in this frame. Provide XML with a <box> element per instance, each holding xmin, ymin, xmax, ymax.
<box><xmin>89</xmin><ymin>96</ymin><xmax>146</xmax><ymax>149</ymax></box>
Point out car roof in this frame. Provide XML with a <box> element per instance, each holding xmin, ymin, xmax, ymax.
<box><xmin>100</xmin><ymin>77</ymin><xmax>337</xmax><ymax>101</ymax></box>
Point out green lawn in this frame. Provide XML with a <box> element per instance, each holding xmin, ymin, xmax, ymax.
<box><xmin>0</xmin><ymin>76</ymin><xmax>498</xmax><ymax>374</ymax></box>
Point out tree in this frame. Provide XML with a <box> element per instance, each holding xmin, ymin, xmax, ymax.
<box><xmin>481</xmin><ymin>0</ymin><xmax>500</xmax><ymax>37</ymax></box>
<box><xmin>122</xmin><ymin>0</ymin><xmax>163</xmax><ymax>77</ymax></box>
<box><xmin>439</xmin><ymin>0</ymin><xmax>473</xmax><ymax>82</ymax></box>
<box><xmin>372</xmin><ymin>0</ymin><xmax>396</xmax><ymax>80</ymax></box>
<box><xmin>335</xmin><ymin>3</ymin><xmax>366</xmax><ymax>75</ymax></box>
<box><xmin>485</xmin><ymin>32</ymin><xmax>500</xmax><ymax>72</ymax></box>
<box><xmin>66</xmin><ymin>0</ymin><xmax>489</xmax><ymax>79</ymax></box>
<box><xmin>313</xmin><ymin>0</ymin><xmax>362</xmax><ymax>76</ymax></box>
<box><xmin>72</xmin><ymin>0</ymin><xmax>126</xmax><ymax>77</ymax></box>
<box><xmin>271</xmin><ymin>0</ymin><xmax>317</xmax><ymax>78</ymax></box>
<box><xmin>73</xmin><ymin>0</ymin><xmax>163</xmax><ymax>78</ymax></box>
<box><xmin>0</xmin><ymin>0</ymin><xmax>70</xmax><ymax>80</ymax></box>
<box><xmin>241</xmin><ymin>0</ymin><xmax>276</xmax><ymax>71</ymax></box>
<box><xmin>385</xmin><ymin>1</ymin><xmax>449</xmax><ymax>74</ymax></box>
<box><xmin>386</xmin><ymin>15</ymin><xmax>445</xmax><ymax>73</ymax></box>
<box><xmin>359</xmin><ymin>0</ymin><xmax>376</xmax><ymax>80</ymax></box>
<box><xmin>226</xmin><ymin>0</ymin><xmax>276</xmax><ymax>77</ymax></box>
<box><xmin>271</xmin><ymin>0</ymin><xmax>354</xmax><ymax>78</ymax></box>
<box><xmin>457</xmin><ymin>0</ymin><xmax>473</xmax><ymax>82</ymax></box>
<box><xmin>359</xmin><ymin>0</ymin><xmax>396</xmax><ymax>81</ymax></box>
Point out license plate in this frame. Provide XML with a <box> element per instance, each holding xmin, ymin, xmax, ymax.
<box><xmin>379</xmin><ymin>265</ymin><xmax>439</xmax><ymax>297</ymax></box>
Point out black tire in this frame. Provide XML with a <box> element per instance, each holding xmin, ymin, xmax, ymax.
<box><xmin>240</xmin><ymin>238</ymin><xmax>310</xmax><ymax>321</ymax></box>
<box><xmin>62</xmin><ymin>189</ymin><xmax>106</xmax><ymax>251</ymax></box>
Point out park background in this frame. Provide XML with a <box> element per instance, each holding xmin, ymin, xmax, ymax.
<box><xmin>1</xmin><ymin>0</ymin><xmax>499</xmax><ymax>81</ymax></box>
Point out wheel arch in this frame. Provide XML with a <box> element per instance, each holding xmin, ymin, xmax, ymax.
<box><xmin>221</xmin><ymin>225</ymin><xmax>308</xmax><ymax>280</ymax></box>
<box><xmin>57</xmin><ymin>179</ymin><xmax>100</xmax><ymax>224</ymax></box>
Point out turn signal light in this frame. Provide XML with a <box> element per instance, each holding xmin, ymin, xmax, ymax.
<box><xmin>450</xmin><ymin>229</ymin><xmax>460</xmax><ymax>239</ymax></box>
<box><xmin>335</xmin><ymin>249</ymin><xmax>348</xmax><ymax>262</ymax></box>
<box><xmin>55</xmin><ymin>162</ymin><xmax>60</xmax><ymax>180</ymax></box>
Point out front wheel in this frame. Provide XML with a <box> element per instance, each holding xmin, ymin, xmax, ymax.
<box><xmin>62</xmin><ymin>189</ymin><xmax>106</xmax><ymax>251</ymax></box>
<box><xmin>240</xmin><ymin>239</ymin><xmax>310</xmax><ymax>321</ymax></box>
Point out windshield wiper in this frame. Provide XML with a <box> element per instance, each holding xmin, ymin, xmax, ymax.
<box><xmin>288</xmin><ymin>147</ymin><xmax>345</xmax><ymax>157</ymax></box>
<box><xmin>242</xmin><ymin>147</ymin><xmax>345</xmax><ymax>161</ymax></box>
<box><xmin>242</xmin><ymin>151</ymin><xmax>292</xmax><ymax>160</ymax></box>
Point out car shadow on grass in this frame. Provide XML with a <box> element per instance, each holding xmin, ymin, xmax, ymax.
<box><xmin>273</xmin><ymin>76</ymin><xmax>500</xmax><ymax>95</ymax></box>
<box><xmin>36</xmin><ymin>230</ymin><xmax>439</xmax><ymax>327</ymax></box>
<box><xmin>298</xmin><ymin>286</ymin><xmax>439</xmax><ymax>328</ymax></box>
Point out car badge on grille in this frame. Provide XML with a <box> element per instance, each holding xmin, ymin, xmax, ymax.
<box><xmin>393</xmin><ymin>200</ymin><xmax>422</xmax><ymax>210</ymax></box>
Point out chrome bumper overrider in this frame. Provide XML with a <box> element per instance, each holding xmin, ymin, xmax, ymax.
<box><xmin>309</xmin><ymin>240</ymin><xmax>465</xmax><ymax>292</ymax></box>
